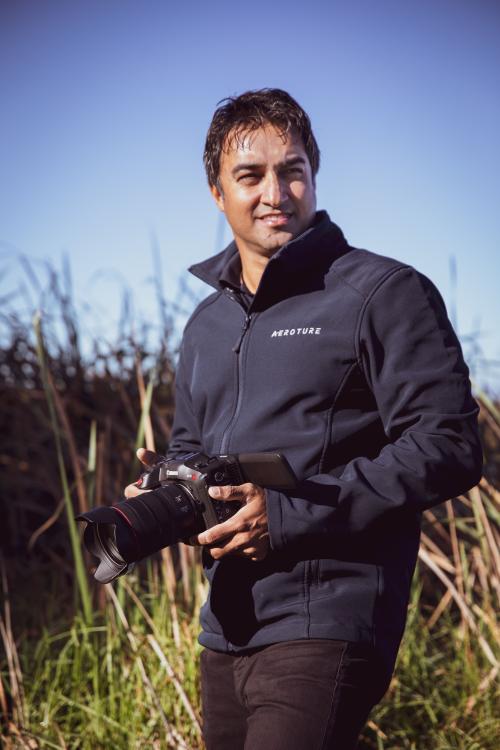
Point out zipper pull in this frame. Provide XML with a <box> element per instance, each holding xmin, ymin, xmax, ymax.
<box><xmin>232</xmin><ymin>315</ymin><xmax>251</xmax><ymax>353</ymax></box>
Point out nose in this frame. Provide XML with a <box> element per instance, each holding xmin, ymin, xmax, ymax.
<box><xmin>261</xmin><ymin>171</ymin><xmax>287</xmax><ymax>207</ymax></box>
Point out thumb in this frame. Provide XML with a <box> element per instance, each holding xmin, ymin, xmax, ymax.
<box><xmin>136</xmin><ymin>447</ymin><xmax>161</xmax><ymax>468</ymax></box>
<box><xmin>208</xmin><ymin>485</ymin><xmax>241</xmax><ymax>501</ymax></box>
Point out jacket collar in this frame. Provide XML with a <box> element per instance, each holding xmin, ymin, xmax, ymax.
<box><xmin>188</xmin><ymin>210</ymin><xmax>350</xmax><ymax>293</ymax></box>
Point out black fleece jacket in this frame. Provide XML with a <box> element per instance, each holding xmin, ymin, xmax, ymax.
<box><xmin>167</xmin><ymin>211</ymin><xmax>482</xmax><ymax>670</ymax></box>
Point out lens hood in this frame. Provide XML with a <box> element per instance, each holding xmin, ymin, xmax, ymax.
<box><xmin>77</xmin><ymin>507</ymin><xmax>131</xmax><ymax>584</ymax></box>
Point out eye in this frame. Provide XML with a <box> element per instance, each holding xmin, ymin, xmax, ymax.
<box><xmin>238</xmin><ymin>173</ymin><xmax>260</xmax><ymax>184</ymax></box>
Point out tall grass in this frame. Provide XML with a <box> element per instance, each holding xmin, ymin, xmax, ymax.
<box><xmin>33</xmin><ymin>312</ymin><xmax>92</xmax><ymax>624</ymax></box>
<box><xmin>1</xmin><ymin>257</ymin><xmax>499</xmax><ymax>748</ymax></box>
<box><xmin>1</xmin><ymin>567</ymin><xmax>204</xmax><ymax>749</ymax></box>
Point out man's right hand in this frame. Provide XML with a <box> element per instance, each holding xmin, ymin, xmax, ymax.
<box><xmin>124</xmin><ymin>448</ymin><xmax>161</xmax><ymax>498</ymax></box>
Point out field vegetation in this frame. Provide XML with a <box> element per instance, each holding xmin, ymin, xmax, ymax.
<box><xmin>1</xmin><ymin>259</ymin><xmax>498</xmax><ymax>749</ymax></box>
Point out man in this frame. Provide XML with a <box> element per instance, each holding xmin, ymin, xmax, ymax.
<box><xmin>127</xmin><ymin>89</ymin><xmax>482</xmax><ymax>748</ymax></box>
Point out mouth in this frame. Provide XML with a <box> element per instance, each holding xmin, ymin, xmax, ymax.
<box><xmin>257</xmin><ymin>212</ymin><xmax>293</xmax><ymax>227</ymax></box>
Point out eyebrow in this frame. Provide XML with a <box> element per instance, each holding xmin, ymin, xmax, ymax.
<box><xmin>282</xmin><ymin>157</ymin><xmax>307</xmax><ymax>168</ymax></box>
<box><xmin>231</xmin><ymin>162</ymin><xmax>261</xmax><ymax>176</ymax></box>
<box><xmin>231</xmin><ymin>156</ymin><xmax>307</xmax><ymax>177</ymax></box>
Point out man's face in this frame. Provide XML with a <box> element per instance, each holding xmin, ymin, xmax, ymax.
<box><xmin>211</xmin><ymin>125</ymin><xmax>317</xmax><ymax>258</ymax></box>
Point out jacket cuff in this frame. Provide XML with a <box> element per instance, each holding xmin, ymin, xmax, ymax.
<box><xmin>265</xmin><ymin>488</ymin><xmax>286</xmax><ymax>551</ymax></box>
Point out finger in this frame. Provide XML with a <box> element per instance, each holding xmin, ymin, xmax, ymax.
<box><xmin>197</xmin><ymin>503</ymin><xmax>254</xmax><ymax>544</ymax></box>
<box><xmin>210</xmin><ymin>537</ymin><xmax>268</xmax><ymax>561</ymax></box>
<box><xmin>208</xmin><ymin>484</ymin><xmax>248</xmax><ymax>501</ymax></box>
<box><xmin>240</xmin><ymin>547</ymin><xmax>258</xmax><ymax>558</ymax></box>
<box><xmin>124</xmin><ymin>483</ymin><xmax>150</xmax><ymax>499</ymax></box>
<box><xmin>245</xmin><ymin>545</ymin><xmax>268</xmax><ymax>561</ymax></box>
<box><xmin>208</xmin><ymin>528</ymin><xmax>256</xmax><ymax>557</ymax></box>
<box><xmin>136</xmin><ymin>448</ymin><xmax>161</xmax><ymax>468</ymax></box>
<box><xmin>197</xmin><ymin>518</ymin><xmax>239</xmax><ymax>546</ymax></box>
<box><xmin>245</xmin><ymin>551</ymin><xmax>266</xmax><ymax>561</ymax></box>
<box><xmin>212</xmin><ymin>532</ymin><xmax>270</xmax><ymax>561</ymax></box>
<box><xmin>209</xmin><ymin>539</ymin><xmax>245</xmax><ymax>559</ymax></box>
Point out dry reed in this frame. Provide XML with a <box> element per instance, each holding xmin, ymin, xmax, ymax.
<box><xmin>1</xmin><ymin>256</ymin><xmax>498</xmax><ymax>748</ymax></box>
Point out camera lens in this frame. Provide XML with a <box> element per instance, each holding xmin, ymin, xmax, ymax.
<box><xmin>77</xmin><ymin>482</ymin><xmax>204</xmax><ymax>583</ymax></box>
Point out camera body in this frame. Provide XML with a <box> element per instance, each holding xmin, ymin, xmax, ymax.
<box><xmin>137</xmin><ymin>453</ymin><xmax>248</xmax><ymax>529</ymax></box>
<box><xmin>77</xmin><ymin>451</ymin><xmax>296</xmax><ymax>584</ymax></box>
<box><xmin>137</xmin><ymin>451</ymin><xmax>298</xmax><ymax>527</ymax></box>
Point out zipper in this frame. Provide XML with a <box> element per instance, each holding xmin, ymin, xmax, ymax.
<box><xmin>232</xmin><ymin>314</ymin><xmax>252</xmax><ymax>353</ymax></box>
<box><xmin>220</xmin><ymin>291</ymin><xmax>254</xmax><ymax>453</ymax></box>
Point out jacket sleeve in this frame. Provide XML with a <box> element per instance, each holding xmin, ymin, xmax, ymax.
<box><xmin>266</xmin><ymin>266</ymin><xmax>483</xmax><ymax>551</ymax></box>
<box><xmin>166</xmin><ymin>343</ymin><xmax>202</xmax><ymax>460</ymax></box>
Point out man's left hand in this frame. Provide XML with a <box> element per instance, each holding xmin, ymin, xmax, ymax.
<box><xmin>197</xmin><ymin>483</ymin><xmax>269</xmax><ymax>561</ymax></box>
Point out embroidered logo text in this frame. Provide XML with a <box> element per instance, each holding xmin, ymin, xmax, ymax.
<box><xmin>270</xmin><ymin>327</ymin><xmax>322</xmax><ymax>337</ymax></box>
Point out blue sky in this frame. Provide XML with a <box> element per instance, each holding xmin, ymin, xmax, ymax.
<box><xmin>1</xmin><ymin>0</ymin><xmax>499</xmax><ymax>390</ymax></box>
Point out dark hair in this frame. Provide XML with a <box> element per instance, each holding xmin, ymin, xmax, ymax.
<box><xmin>203</xmin><ymin>88</ymin><xmax>320</xmax><ymax>188</ymax></box>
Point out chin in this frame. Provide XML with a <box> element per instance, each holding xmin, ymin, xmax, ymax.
<box><xmin>265</xmin><ymin>227</ymin><xmax>296</xmax><ymax>248</ymax></box>
<box><xmin>260</xmin><ymin>236</ymin><xmax>291</xmax><ymax>256</ymax></box>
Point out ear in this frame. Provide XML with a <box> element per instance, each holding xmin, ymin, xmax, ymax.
<box><xmin>210</xmin><ymin>182</ymin><xmax>225</xmax><ymax>212</ymax></box>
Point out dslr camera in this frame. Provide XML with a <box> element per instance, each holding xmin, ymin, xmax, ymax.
<box><xmin>77</xmin><ymin>451</ymin><xmax>296</xmax><ymax>584</ymax></box>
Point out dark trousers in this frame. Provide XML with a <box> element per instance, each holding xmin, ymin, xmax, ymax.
<box><xmin>200</xmin><ymin>639</ymin><xmax>392</xmax><ymax>750</ymax></box>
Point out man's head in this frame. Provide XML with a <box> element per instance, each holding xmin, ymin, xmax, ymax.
<box><xmin>204</xmin><ymin>89</ymin><xmax>320</xmax><ymax>259</ymax></box>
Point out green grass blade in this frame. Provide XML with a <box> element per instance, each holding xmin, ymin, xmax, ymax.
<box><xmin>33</xmin><ymin>312</ymin><xmax>93</xmax><ymax>624</ymax></box>
<box><xmin>129</xmin><ymin>364</ymin><xmax>158</xmax><ymax>483</ymax></box>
